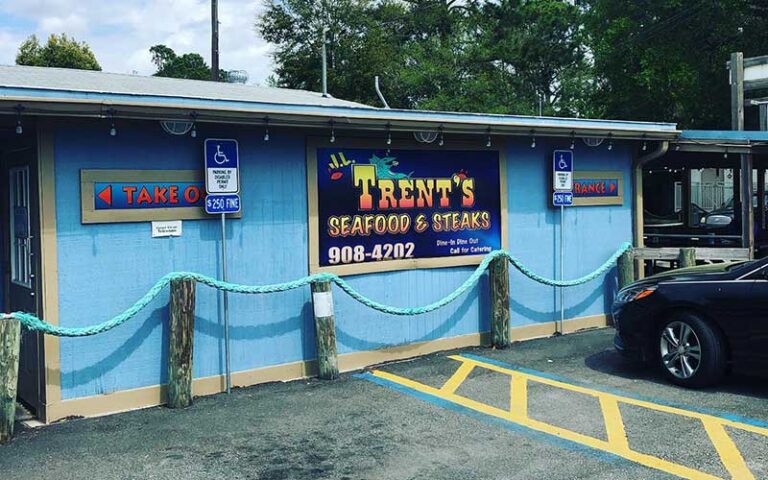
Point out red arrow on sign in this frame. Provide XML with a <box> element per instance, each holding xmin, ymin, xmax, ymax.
<box><xmin>97</xmin><ymin>185</ymin><xmax>112</xmax><ymax>206</ymax></box>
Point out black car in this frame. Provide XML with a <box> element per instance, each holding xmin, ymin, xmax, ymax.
<box><xmin>612</xmin><ymin>258</ymin><xmax>768</xmax><ymax>387</ymax></box>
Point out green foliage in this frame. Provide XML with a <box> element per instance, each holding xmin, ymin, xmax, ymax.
<box><xmin>16</xmin><ymin>34</ymin><xmax>101</xmax><ymax>71</ymax></box>
<box><xmin>150</xmin><ymin>44</ymin><xmax>212</xmax><ymax>80</ymax></box>
<box><xmin>259</xmin><ymin>0</ymin><xmax>768</xmax><ymax>127</ymax></box>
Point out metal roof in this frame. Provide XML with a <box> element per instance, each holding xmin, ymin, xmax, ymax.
<box><xmin>679</xmin><ymin>129</ymin><xmax>768</xmax><ymax>143</ymax></box>
<box><xmin>0</xmin><ymin>65</ymin><xmax>680</xmax><ymax>139</ymax></box>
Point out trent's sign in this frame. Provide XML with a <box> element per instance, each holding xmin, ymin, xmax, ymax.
<box><xmin>309</xmin><ymin>146</ymin><xmax>504</xmax><ymax>274</ymax></box>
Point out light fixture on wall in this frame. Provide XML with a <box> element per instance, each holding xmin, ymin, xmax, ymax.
<box><xmin>438</xmin><ymin>125</ymin><xmax>444</xmax><ymax>146</ymax></box>
<box><xmin>530</xmin><ymin>129</ymin><xmax>536</xmax><ymax>148</ymax></box>
<box><xmin>263</xmin><ymin>117</ymin><xmax>270</xmax><ymax>142</ymax></box>
<box><xmin>190</xmin><ymin>112</ymin><xmax>198</xmax><ymax>138</ymax></box>
<box><xmin>386</xmin><ymin>123</ymin><xmax>392</xmax><ymax>146</ymax></box>
<box><xmin>14</xmin><ymin>104</ymin><xmax>23</xmax><ymax>135</ymax></box>
<box><xmin>108</xmin><ymin>108</ymin><xmax>117</xmax><ymax>137</ymax></box>
<box><xmin>486</xmin><ymin>127</ymin><xmax>492</xmax><ymax>148</ymax></box>
<box><xmin>329</xmin><ymin>120</ymin><xmax>336</xmax><ymax>143</ymax></box>
<box><xmin>570</xmin><ymin>131</ymin><xmax>576</xmax><ymax>150</ymax></box>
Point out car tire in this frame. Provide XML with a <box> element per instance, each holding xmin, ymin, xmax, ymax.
<box><xmin>656</xmin><ymin>312</ymin><xmax>727</xmax><ymax>388</ymax></box>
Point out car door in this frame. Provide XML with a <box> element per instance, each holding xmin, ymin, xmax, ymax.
<box><xmin>743</xmin><ymin>264</ymin><xmax>768</xmax><ymax>372</ymax></box>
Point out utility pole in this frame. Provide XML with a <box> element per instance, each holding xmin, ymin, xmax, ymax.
<box><xmin>211</xmin><ymin>0</ymin><xmax>220</xmax><ymax>81</ymax></box>
<box><xmin>730</xmin><ymin>52</ymin><xmax>754</xmax><ymax>256</ymax></box>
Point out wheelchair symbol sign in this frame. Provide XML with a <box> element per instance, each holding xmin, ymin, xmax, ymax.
<box><xmin>552</xmin><ymin>150</ymin><xmax>573</xmax><ymax>191</ymax></box>
<box><xmin>205</xmin><ymin>139</ymin><xmax>240</xmax><ymax>194</ymax></box>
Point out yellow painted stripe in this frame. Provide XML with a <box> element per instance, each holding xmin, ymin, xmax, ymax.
<box><xmin>450</xmin><ymin>356</ymin><xmax>768</xmax><ymax>438</ymax></box>
<box><xmin>599</xmin><ymin>396</ymin><xmax>630</xmax><ymax>452</ymax></box>
<box><xmin>702</xmin><ymin>419</ymin><xmax>756</xmax><ymax>480</ymax></box>
<box><xmin>440</xmin><ymin>361</ymin><xmax>475</xmax><ymax>394</ymax></box>
<box><xmin>371</xmin><ymin>369</ymin><xmax>720</xmax><ymax>480</ymax></box>
<box><xmin>510</xmin><ymin>374</ymin><xmax>528</xmax><ymax>419</ymax></box>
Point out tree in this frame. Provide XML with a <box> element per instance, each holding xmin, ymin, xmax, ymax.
<box><xmin>584</xmin><ymin>0</ymin><xmax>768</xmax><ymax>128</ymax></box>
<box><xmin>150</xmin><ymin>45</ymin><xmax>212</xmax><ymax>80</ymax></box>
<box><xmin>16</xmin><ymin>34</ymin><xmax>101</xmax><ymax>70</ymax></box>
<box><xmin>257</xmin><ymin>0</ymin><xmax>595</xmax><ymax>115</ymax></box>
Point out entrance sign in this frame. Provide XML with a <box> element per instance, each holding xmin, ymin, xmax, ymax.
<box><xmin>572</xmin><ymin>171</ymin><xmax>624</xmax><ymax>206</ymax></box>
<box><xmin>205</xmin><ymin>194</ymin><xmax>241</xmax><ymax>214</ymax></box>
<box><xmin>552</xmin><ymin>192</ymin><xmax>573</xmax><ymax>207</ymax></box>
<box><xmin>553</xmin><ymin>150</ymin><xmax>573</xmax><ymax>191</ymax></box>
<box><xmin>205</xmin><ymin>139</ymin><xmax>240</xmax><ymax>194</ymax></box>
<box><xmin>94</xmin><ymin>182</ymin><xmax>204</xmax><ymax>210</ymax></box>
<box><xmin>309</xmin><ymin>145</ymin><xmax>505</xmax><ymax>274</ymax></box>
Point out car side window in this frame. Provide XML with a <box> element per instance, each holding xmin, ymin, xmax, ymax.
<box><xmin>745</xmin><ymin>265</ymin><xmax>768</xmax><ymax>280</ymax></box>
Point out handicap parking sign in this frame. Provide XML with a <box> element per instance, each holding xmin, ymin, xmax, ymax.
<box><xmin>205</xmin><ymin>139</ymin><xmax>240</xmax><ymax>194</ymax></box>
<box><xmin>553</xmin><ymin>150</ymin><xmax>573</xmax><ymax>191</ymax></box>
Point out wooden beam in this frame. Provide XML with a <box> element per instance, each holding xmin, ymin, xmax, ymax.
<box><xmin>489</xmin><ymin>257</ymin><xmax>510</xmax><ymax>348</ymax></box>
<box><xmin>167</xmin><ymin>278</ymin><xmax>196</xmax><ymax>409</ymax></box>
<box><xmin>633</xmin><ymin>247</ymin><xmax>750</xmax><ymax>261</ymax></box>
<box><xmin>731</xmin><ymin>52</ymin><xmax>745</xmax><ymax>130</ymax></box>
<box><xmin>741</xmin><ymin>153</ymin><xmax>754</xmax><ymax>257</ymax></box>
<box><xmin>311</xmin><ymin>280</ymin><xmax>339</xmax><ymax>380</ymax></box>
<box><xmin>678</xmin><ymin>248</ymin><xmax>697</xmax><ymax>268</ymax></box>
<box><xmin>0</xmin><ymin>319</ymin><xmax>21</xmax><ymax>444</ymax></box>
<box><xmin>617</xmin><ymin>251</ymin><xmax>635</xmax><ymax>290</ymax></box>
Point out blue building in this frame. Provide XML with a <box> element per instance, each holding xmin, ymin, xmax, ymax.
<box><xmin>0</xmin><ymin>65</ymin><xmax>678</xmax><ymax>423</ymax></box>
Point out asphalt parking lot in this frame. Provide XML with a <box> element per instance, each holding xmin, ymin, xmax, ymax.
<box><xmin>1</xmin><ymin>328</ymin><xmax>767</xmax><ymax>480</ymax></box>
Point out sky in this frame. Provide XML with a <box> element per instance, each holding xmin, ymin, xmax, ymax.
<box><xmin>0</xmin><ymin>0</ymin><xmax>274</xmax><ymax>84</ymax></box>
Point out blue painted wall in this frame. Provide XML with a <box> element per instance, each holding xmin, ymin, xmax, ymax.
<box><xmin>52</xmin><ymin>121</ymin><xmax>632</xmax><ymax>400</ymax></box>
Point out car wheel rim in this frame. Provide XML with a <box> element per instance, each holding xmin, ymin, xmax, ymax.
<box><xmin>660</xmin><ymin>321</ymin><xmax>702</xmax><ymax>380</ymax></box>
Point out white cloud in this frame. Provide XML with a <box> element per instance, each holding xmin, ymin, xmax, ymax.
<box><xmin>0</xmin><ymin>0</ymin><xmax>274</xmax><ymax>84</ymax></box>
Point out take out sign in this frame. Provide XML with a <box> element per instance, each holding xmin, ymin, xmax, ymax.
<box><xmin>94</xmin><ymin>181</ymin><xmax>205</xmax><ymax>210</ymax></box>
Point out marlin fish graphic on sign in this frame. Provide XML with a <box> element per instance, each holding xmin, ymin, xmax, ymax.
<box><xmin>369</xmin><ymin>154</ymin><xmax>413</xmax><ymax>179</ymax></box>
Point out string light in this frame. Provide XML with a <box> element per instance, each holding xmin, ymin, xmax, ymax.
<box><xmin>14</xmin><ymin>104</ymin><xmax>23</xmax><ymax>135</ymax></box>
<box><xmin>263</xmin><ymin>117</ymin><xmax>270</xmax><ymax>142</ymax></box>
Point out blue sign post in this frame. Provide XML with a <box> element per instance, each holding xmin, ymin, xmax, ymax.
<box><xmin>552</xmin><ymin>150</ymin><xmax>574</xmax><ymax>335</ymax></box>
<box><xmin>552</xmin><ymin>191</ymin><xmax>573</xmax><ymax>207</ymax></box>
<box><xmin>203</xmin><ymin>138</ymin><xmax>242</xmax><ymax>397</ymax></box>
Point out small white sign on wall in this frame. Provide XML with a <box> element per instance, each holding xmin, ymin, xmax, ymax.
<box><xmin>151</xmin><ymin>220</ymin><xmax>182</xmax><ymax>238</ymax></box>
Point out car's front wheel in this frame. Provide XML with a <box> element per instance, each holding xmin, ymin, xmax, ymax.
<box><xmin>656</xmin><ymin>313</ymin><xmax>726</xmax><ymax>388</ymax></box>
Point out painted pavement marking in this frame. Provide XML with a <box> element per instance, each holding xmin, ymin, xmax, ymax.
<box><xmin>360</xmin><ymin>353</ymin><xmax>768</xmax><ymax>480</ymax></box>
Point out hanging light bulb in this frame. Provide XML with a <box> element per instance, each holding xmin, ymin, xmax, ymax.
<box><xmin>641</xmin><ymin>135</ymin><xmax>647</xmax><ymax>151</ymax></box>
<box><xmin>486</xmin><ymin>127</ymin><xmax>492</xmax><ymax>148</ymax></box>
<box><xmin>329</xmin><ymin>120</ymin><xmax>335</xmax><ymax>143</ymax></box>
<box><xmin>723</xmin><ymin>148</ymin><xmax>728</xmax><ymax>159</ymax></box>
<box><xmin>438</xmin><ymin>126</ymin><xmax>444</xmax><ymax>146</ymax></box>
<box><xmin>264</xmin><ymin>117</ymin><xmax>270</xmax><ymax>142</ymax></box>
<box><xmin>570</xmin><ymin>132</ymin><xmax>575</xmax><ymax>150</ymax></box>
<box><xmin>386</xmin><ymin>124</ymin><xmax>392</xmax><ymax>145</ymax></box>
<box><xmin>14</xmin><ymin>104</ymin><xmax>23</xmax><ymax>135</ymax></box>
<box><xmin>675</xmin><ymin>144</ymin><xmax>681</xmax><ymax>151</ymax></box>
<box><xmin>530</xmin><ymin>130</ymin><xmax>536</xmax><ymax>148</ymax></box>
<box><xmin>607</xmin><ymin>133</ymin><xmax>613</xmax><ymax>151</ymax></box>
<box><xmin>190</xmin><ymin>112</ymin><xmax>197</xmax><ymax>138</ymax></box>
<box><xmin>108</xmin><ymin>109</ymin><xmax>117</xmax><ymax>137</ymax></box>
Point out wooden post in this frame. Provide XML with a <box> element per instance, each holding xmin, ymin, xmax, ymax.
<box><xmin>0</xmin><ymin>319</ymin><xmax>21</xmax><ymax>445</ymax></box>
<box><xmin>678</xmin><ymin>247</ymin><xmax>696</xmax><ymax>269</ymax></box>
<box><xmin>617</xmin><ymin>250</ymin><xmax>635</xmax><ymax>290</ymax></box>
<box><xmin>168</xmin><ymin>278</ymin><xmax>196</xmax><ymax>409</ymax></box>
<box><xmin>489</xmin><ymin>257</ymin><xmax>510</xmax><ymax>349</ymax></box>
<box><xmin>311</xmin><ymin>280</ymin><xmax>338</xmax><ymax>380</ymax></box>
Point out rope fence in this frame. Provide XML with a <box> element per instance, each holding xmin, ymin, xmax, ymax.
<box><xmin>0</xmin><ymin>242</ymin><xmax>632</xmax><ymax>337</ymax></box>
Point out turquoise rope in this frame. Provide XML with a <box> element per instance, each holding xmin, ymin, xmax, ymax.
<box><xmin>0</xmin><ymin>242</ymin><xmax>631</xmax><ymax>336</ymax></box>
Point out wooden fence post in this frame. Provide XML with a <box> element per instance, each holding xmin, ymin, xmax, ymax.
<box><xmin>0</xmin><ymin>319</ymin><xmax>21</xmax><ymax>445</ymax></box>
<box><xmin>168</xmin><ymin>278</ymin><xmax>196</xmax><ymax>409</ymax></box>
<box><xmin>490</xmin><ymin>256</ymin><xmax>510</xmax><ymax>349</ymax></box>
<box><xmin>311</xmin><ymin>280</ymin><xmax>338</xmax><ymax>380</ymax></box>
<box><xmin>617</xmin><ymin>250</ymin><xmax>635</xmax><ymax>290</ymax></box>
<box><xmin>678</xmin><ymin>247</ymin><xmax>696</xmax><ymax>268</ymax></box>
